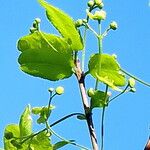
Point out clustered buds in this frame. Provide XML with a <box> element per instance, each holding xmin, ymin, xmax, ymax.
<box><xmin>87</xmin><ymin>9</ymin><xmax>106</xmax><ymax>21</ymax></box>
<box><xmin>87</xmin><ymin>0</ymin><xmax>94</xmax><ymax>8</ymax></box>
<box><xmin>87</xmin><ymin>0</ymin><xmax>104</xmax><ymax>9</ymax></box>
<box><xmin>48</xmin><ymin>86</ymin><xmax>64</xmax><ymax>95</ymax></box>
<box><xmin>30</xmin><ymin>18</ymin><xmax>41</xmax><ymax>33</ymax></box>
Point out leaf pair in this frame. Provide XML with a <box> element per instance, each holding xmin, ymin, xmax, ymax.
<box><xmin>17</xmin><ymin>0</ymin><xmax>83</xmax><ymax>81</ymax></box>
<box><xmin>4</xmin><ymin>106</ymin><xmax>53</xmax><ymax>150</ymax></box>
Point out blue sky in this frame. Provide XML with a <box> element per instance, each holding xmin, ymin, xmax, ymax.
<box><xmin>1</xmin><ymin>0</ymin><xmax>150</xmax><ymax>149</ymax></box>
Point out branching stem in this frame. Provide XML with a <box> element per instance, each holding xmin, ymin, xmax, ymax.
<box><xmin>50</xmin><ymin>113</ymin><xmax>85</xmax><ymax>127</ymax></box>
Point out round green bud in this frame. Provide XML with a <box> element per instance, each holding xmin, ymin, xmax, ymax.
<box><xmin>55</xmin><ymin>86</ymin><xmax>64</xmax><ymax>95</ymax></box>
<box><xmin>110</xmin><ymin>21</ymin><xmax>118</xmax><ymax>30</ymax></box>
<box><xmin>93</xmin><ymin>10</ymin><xmax>106</xmax><ymax>20</ymax></box>
<box><xmin>98</xmin><ymin>2</ymin><xmax>104</xmax><ymax>9</ymax></box>
<box><xmin>88</xmin><ymin>0</ymin><xmax>94</xmax><ymax>7</ymax></box>
<box><xmin>35</xmin><ymin>18</ymin><xmax>41</xmax><ymax>23</ymax></box>
<box><xmin>33</xmin><ymin>21</ymin><xmax>37</xmax><ymax>28</ymax></box>
<box><xmin>30</xmin><ymin>27</ymin><xmax>37</xmax><ymax>33</ymax></box>
<box><xmin>87</xmin><ymin>88</ymin><xmax>95</xmax><ymax>97</ymax></box>
<box><xmin>94</xmin><ymin>0</ymin><xmax>102</xmax><ymax>5</ymax></box>
<box><xmin>48</xmin><ymin>88</ymin><xmax>54</xmax><ymax>93</ymax></box>
<box><xmin>75</xmin><ymin>19</ymin><xmax>83</xmax><ymax>27</ymax></box>
<box><xmin>128</xmin><ymin>78</ymin><xmax>136</xmax><ymax>88</ymax></box>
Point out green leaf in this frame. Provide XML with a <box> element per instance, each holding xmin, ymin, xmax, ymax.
<box><xmin>38</xmin><ymin>0</ymin><xmax>83</xmax><ymax>51</ymax></box>
<box><xmin>88</xmin><ymin>54</ymin><xmax>126</xmax><ymax>91</ymax></box>
<box><xmin>19</xmin><ymin>105</ymin><xmax>32</xmax><ymax>138</ymax></box>
<box><xmin>29</xmin><ymin>131</ymin><xmax>53</xmax><ymax>150</ymax></box>
<box><xmin>4</xmin><ymin>124</ymin><xmax>20</xmax><ymax>150</ymax></box>
<box><xmin>90</xmin><ymin>90</ymin><xmax>109</xmax><ymax>109</ymax></box>
<box><xmin>17</xmin><ymin>31</ymin><xmax>74</xmax><ymax>81</ymax></box>
<box><xmin>37</xmin><ymin>107</ymin><xmax>49</xmax><ymax>124</ymax></box>
<box><xmin>53</xmin><ymin>140</ymin><xmax>74</xmax><ymax>150</ymax></box>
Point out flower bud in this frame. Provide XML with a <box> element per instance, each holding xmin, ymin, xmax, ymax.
<box><xmin>94</xmin><ymin>0</ymin><xmax>102</xmax><ymax>5</ymax></box>
<box><xmin>75</xmin><ymin>19</ymin><xmax>83</xmax><ymax>27</ymax></box>
<box><xmin>30</xmin><ymin>27</ymin><xmax>37</xmax><ymax>33</ymax></box>
<box><xmin>88</xmin><ymin>0</ymin><xmax>94</xmax><ymax>8</ymax></box>
<box><xmin>87</xmin><ymin>88</ymin><xmax>95</xmax><ymax>97</ymax></box>
<box><xmin>55</xmin><ymin>86</ymin><xmax>64</xmax><ymax>95</ymax></box>
<box><xmin>48</xmin><ymin>88</ymin><xmax>54</xmax><ymax>93</ymax></box>
<box><xmin>98</xmin><ymin>2</ymin><xmax>104</xmax><ymax>9</ymax></box>
<box><xmin>33</xmin><ymin>21</ymin><xmax>38</xmax><ymax>28</ymax></box>
<box><xmin>35</xmin><ymin>18</ymin><xmax>41</xmax><ymax>24</ymax></box>
<box><xmin>110</xmin><ymin>21</ymin><xmax>118</xmax><ymax>30</ymax></box>
<box><xmin>87</xmin><ymin>9</ymin><xmax>106</xmax><ymax>21</ymax></box>
<box><xmin>128</xmin><ymin>78</ymin><xmax>136</xmax><ymax>88</ymax></box>
<box><xmin>95</xmin><ymin>10</ymin><xmax>106</xmax><ymax>20</ymax></box>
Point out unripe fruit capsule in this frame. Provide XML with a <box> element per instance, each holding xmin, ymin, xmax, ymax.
<box><xmin>55</xmin><ymin>86</ymin><xmax>64</xmax><ymax>95</ymax></box>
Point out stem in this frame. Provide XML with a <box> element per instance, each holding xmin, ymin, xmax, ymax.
<box><xmin>20</xmin><ymin>128</ymin><xmax>47</xmax><ymax>144</ymax></box>
<box><xmin>100</xmin><ymin>85</ymin><xmax>108</xmax><ymax>150</ymax></box>
<box><xmin>121</xmin><ymin>69</ymin><xmax>150</xmax><ymax>88</ymax></box>
<box><xmin>49</xmin><ymin>127</ymin><xmax>90</xmax><ymax>150</ymax></box>
<box><xmin>75</xmin><ymin>60</ymin><xmax>99</xmax><ymax>150</ymax></box>
<box><xmin>109</xmin><ymin>85</ymin><xmax>129</xmax><ymax>103</ymax></box>
<box><xmin>50</xmin><ymin>113</ymin><xmax>85</xmax><ymax>127</ymax></box>
<box><xmin>86</xmin><ymin>23</ymin><xmax>99</xmax><ymax>38</ymax></box>
<box><xmin>101</xmin><ymin>107</ymin><xmax>105</xmax><ymax>150</ymax></box>
<box><xmin>82</xmin><ymin>27</ymin><xmax>88</xmax><ymax>72</ymax></box>
<box><xmin>95</xmin><ymin>21</ymin><xmax>103</xmax><ymax>90</ymax></box>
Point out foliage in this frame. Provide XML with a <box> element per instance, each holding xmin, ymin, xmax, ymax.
<box><xmin>2</xmin><ymin>0</ymin><xmax>150</xmax><ymax>150</ymax></box>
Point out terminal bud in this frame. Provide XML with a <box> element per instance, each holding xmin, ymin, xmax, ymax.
<box><xmin>88</xmin><ymin>0</ymin><xmax>94</xmax><ymax>8</ymax></box>
<box><xmin>55</xmin><ymin>86</ymin><xmax>64</xmax><ymax>95</ymax></box>
<box><xmin>110</xmin><ymin>21</ymin><xmax>118</xmax><ymax>30</ymax></box>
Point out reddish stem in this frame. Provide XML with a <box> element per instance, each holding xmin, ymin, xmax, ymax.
<box><xmin>75</xmin><ymin>59</ymin><xmax>99</xmax><ymax>150</ymax></box>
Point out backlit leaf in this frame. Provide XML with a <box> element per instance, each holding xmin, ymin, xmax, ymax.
<box><xmin>88</xmin><ymin>54</ymin><xmax>126</xmax><ymax>91</ymax></box>
<box><xmin>90</xmin><ymin>90</ymin><xmax>109</xmax><ymax>109</ymax></box>
<box><xmin>4</xmin><ymin>124</ymin><xmax>20</xmax><ymax>150</ymax></box>
<box><xmin>38</xmin><ymin>0</ymin><xmax>83</xmax><ymax>51</ymax></box>
<box><xmin>19</xmin><ymin>105</ymin><xmax>32</xmax><ymax>138</ymax></box>
<box><xmin>29</xmin><ymin>131</ymin><xmax>53</xmax><ymax>150</ymax></box>
<box><xmin>17</xmin><ymin>31</ymin><xmax>74</xmax><ymax>81</ymax></box>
